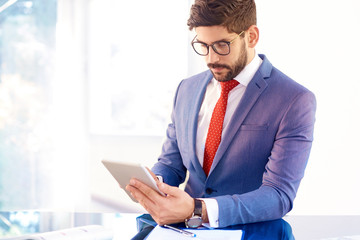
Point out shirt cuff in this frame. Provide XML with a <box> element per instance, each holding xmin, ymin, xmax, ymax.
<box><xmin>199</xmin><ymin>198</ymin><xmax>219</xmax><ymax>228</ymax></box>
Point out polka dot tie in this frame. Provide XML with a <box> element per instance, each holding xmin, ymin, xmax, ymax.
<box><xmin>203</xmin><ymin>79</ymin><xmax>239</xmax><ymax>176</ymax></box>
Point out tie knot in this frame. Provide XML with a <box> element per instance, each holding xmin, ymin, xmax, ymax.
<box><xmin>220</xmin><ymin>79</ymin><xmax>239</xmax><ymax>94</ymax></box>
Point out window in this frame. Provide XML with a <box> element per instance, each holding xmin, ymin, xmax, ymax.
<box><xmin>0</xmin><ymin>0</ymin><xmax>88</xmax><ymax>211</ymax></box>
<box><xmin>0</xmin><ymin>0</ymin><xmax>57</xmax><ymax>210</ymax></box>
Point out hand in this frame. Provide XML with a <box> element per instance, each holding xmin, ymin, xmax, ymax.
<box><xmin>145</xmin><ymin>167</ymin><xmax>159</xmax><ymax>182</ymax></box>
<box><xmin>126</xmin><ymin>176</ymin><xmax>194</xmax><ymax>225</ymax></box>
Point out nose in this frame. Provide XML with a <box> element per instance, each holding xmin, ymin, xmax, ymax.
<box><xmin>207</xmin><ymin>46</ymin><xmax>220</xmax><ymax>63</ymax></box>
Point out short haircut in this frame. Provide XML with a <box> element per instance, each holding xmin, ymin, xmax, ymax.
<box><xmin>187</xmin><ymin>0</ymin><xmax>257</xmax><ymax>34</ymax></box>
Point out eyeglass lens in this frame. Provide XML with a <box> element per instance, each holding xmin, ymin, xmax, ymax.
<box><xmin>192</xmin><ymin>41</ymin><xmax>230</xmax><ymax>56</ymax></box>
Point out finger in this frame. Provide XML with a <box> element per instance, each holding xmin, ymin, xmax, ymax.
<box><xmin>125</xmin><ymin>184</ymin><xmax>140</xmax><ymax>200</ymax></box>
<box><xmin>126</xmin><ymin>185</ymin><xmax>157</xmax><ymax>216</ymax></box>
<box><xmin>130</xmin><ymin>178</ymin><xmax>164</xmax><ymax>201</ymax></box>
<box><xmin>157</xmin><ymin>182</ymin><xmax>182</xmax><ymax>197</ymax></box>
<box><xmin>145</xmin><ymin>167</ymin><xmax>159</xmax><ymax>182</ymax></box>
<box><xmin>126</xmin><ymin>184</ymin><xmax>156</xmax><ymax>208</ymax></box>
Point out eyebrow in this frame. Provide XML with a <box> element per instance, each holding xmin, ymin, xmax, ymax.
<box><xmin>194</xmin><ymin>36</ymin><xmax>231</xmax><ymax>45</ymax></box>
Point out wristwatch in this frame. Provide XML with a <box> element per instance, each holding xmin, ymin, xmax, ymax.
<box><xmin>185</xmin><ymin>199</ymin><xmax>202</xmax><ymax>228</ymax></box>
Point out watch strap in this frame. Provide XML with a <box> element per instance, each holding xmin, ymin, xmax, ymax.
<box><xmin>194</xmin><ymin>199</ymin><xmax>202</xmax><ymax>217</ymax></box>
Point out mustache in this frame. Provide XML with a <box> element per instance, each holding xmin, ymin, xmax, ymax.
<box><xmin>207</xmin><ymin>63</ymin><xmax>231</xmax><ymax>70</ymax></box>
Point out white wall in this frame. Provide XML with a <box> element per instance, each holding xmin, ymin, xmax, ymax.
<box><xmin>90</xmin><ymin>0</ymin><xmax>360</xmax><ymax>215</ymax></box>
<box><xmin>255</xmin><ymin>0</ymin><xmax>360</xmax><ymax>215</ymax></box>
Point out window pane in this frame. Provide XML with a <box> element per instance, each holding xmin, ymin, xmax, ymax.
<box><xmin>0</xmin><ymin>0</ymin><xmax>57</xmax><ymax>210</ymax></box>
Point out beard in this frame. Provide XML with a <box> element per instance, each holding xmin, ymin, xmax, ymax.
<box><xmin>207</xmin><ymin>43</ymin><xmax>248</xmax><ymax>82</ymax></box>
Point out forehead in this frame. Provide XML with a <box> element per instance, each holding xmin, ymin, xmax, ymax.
<box><xmin>195</xmin><ymin>26</ymin><xmax>235</xmax><ymax>43</ymax></box>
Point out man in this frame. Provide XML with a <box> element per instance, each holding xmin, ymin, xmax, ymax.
<box><xmin>126</xmin><ymin>0</ymin><xmax>316</xmax><ymax>228</ymax></box>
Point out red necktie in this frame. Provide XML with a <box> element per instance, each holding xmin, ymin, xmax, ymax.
<box><xmin>203</xmin><ymin>80</ymin><xmax>239</xmax><ymax>176</ymax></box>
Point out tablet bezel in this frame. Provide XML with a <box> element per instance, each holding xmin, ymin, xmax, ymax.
<box><xmin>101</xmin><ymin>159</ymin><xmax>165</xmax><ymax>202</ymax></box>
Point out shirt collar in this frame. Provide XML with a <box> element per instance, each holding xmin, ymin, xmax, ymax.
<box><xmin>233</xmin><ymin>53</ymin><xmax>263</xmax><ymax>87</ymax></box>
<box><xmin>211</xmin><ymin>53</ymin><xmax>263</xmax><ymax>88</ymax></box>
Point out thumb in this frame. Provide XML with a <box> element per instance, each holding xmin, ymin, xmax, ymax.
<box><xmin>146</xmin><ymin>167</ymin><xmax>159</xmax><ymax>182</ymax></box>
<box><xmin>157</xmin><ymin>182</ymin><xmax>181</xmax><ymax>197</ymax></box>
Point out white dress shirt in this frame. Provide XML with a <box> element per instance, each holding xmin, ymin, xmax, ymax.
<box><xmin>197</xmin><ymin>54</ymin><xmax>263</xmax><ymax>228</ymax></box>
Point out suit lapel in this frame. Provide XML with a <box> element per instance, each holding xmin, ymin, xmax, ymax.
<box><xmin>208</xmin><ymin>68</ymin><xmax>269</xmax><ymax>175</ymax></box>
<box><xmin>188</xmin><ymin>71</ymin><xmax>213</xmax><ymax>181</ymax></box>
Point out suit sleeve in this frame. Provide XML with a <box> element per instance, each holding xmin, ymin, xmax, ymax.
<box><xmin>215</xmin><ymin>90</ymin><xmax>317</xmax><ymax>227</ymax></box>
<box><xmin>151</xmin><ymin>81</ymin><xmax>187</xmax><ymax>187</ymax></box>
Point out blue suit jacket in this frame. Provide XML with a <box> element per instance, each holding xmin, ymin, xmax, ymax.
<box><xmin>152</xmin><ymin>54</ymin><xmax>316</xmax><ymax>227</ymax></box>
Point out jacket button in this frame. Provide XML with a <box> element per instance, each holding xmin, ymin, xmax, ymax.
<box><xmin>205</xmin><ymin>188</ymin><xmax>213</xmax><ymax>194</ymax></box>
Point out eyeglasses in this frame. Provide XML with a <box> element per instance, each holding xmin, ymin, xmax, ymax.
<box><xmin>191</xmin><ymin>31</ymin><xmax>245</xmax><ymax>56</ymax></box>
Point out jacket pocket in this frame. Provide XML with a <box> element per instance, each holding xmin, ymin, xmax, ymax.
<box><xmin>240</xmin><ymin>124</ymin><xmax>269</xmax><ymax>131</ymax></box>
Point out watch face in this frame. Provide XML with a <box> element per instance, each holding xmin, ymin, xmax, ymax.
<box><xmin>187</xmin><ymin>216</ymin><xmax>202</xmax><ymax>228</ymax></box>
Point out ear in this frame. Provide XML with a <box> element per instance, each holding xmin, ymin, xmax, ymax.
<box><xmin>247</xmin><ymin>25</ymin><xmax>259</xmax><ymax>48</ymax></box>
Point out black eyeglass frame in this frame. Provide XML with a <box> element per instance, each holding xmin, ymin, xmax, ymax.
<box><xmin>191</xmin><ymin>31</ymin><xmax>245</xmax><ymax>56</ymax></box>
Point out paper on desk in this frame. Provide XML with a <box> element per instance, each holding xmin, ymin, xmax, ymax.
<box><xmin>321</xmin><ymin>236</ymin><xmax>360</xmax><ymax>240</ymax></box>
<box><xmin>12</xmin><ymin>225</ymin><xmax>113</xmax><ymax>240</ymax></box>
<box><xmin>146</xmin><ymin>225</ymin><xmax>243</xmax><ymax>240</ymax></box>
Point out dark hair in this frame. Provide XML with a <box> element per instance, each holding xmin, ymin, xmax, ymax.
<box><xmin>187</xmin><ymin>0</ymin><xmax>257</xmax><ymax>33</ymax></box>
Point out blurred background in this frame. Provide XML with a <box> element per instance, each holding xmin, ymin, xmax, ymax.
<box><xmin>0</xmin><ymin>0</ymin><xmax>359</xmax><ymax>217</ymax></box>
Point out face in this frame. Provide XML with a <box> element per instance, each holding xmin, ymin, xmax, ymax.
<box><xmin>194</xmin><ymin>26</ymin><xmax>249</xmax><ymax>82</ymax></box>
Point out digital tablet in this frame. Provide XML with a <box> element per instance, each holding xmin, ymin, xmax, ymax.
<box><xmin>101</xmin><ymin>159</ymin><xmax>165</xmax><ymax>202</ymax></box>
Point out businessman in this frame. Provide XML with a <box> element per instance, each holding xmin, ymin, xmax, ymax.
<box><xmin>126</xmin><ymin>0</ymin><xmax>316</xmax><ymax>228</ymax></box>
